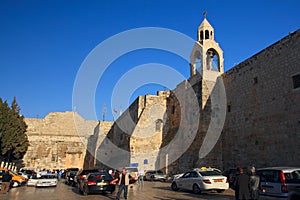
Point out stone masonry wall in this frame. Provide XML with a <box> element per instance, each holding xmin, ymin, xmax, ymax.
<box><xmin>24</xmin><ymin>111</ymin><xmax>100</xmax><ymax>170</ymax></box>
<box><xmin>221</xmin><ymin>30</ymin><xmax>300</xmax><ymax>169</ymax></box>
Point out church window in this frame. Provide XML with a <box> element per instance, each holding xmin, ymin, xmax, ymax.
<box><xmin>200</xmin><ymin>31</ymin><xmax>204</xmax><ymax>40</ymax></box>
<box><xmin>205</xmin><ymin>30</ymin><xmax>209</xmax><ymax>39</ymax></box>
<box><xmin>292</xmin><ymin>74</ymin><xmax>300</xmax><ymax>89</ymax></box>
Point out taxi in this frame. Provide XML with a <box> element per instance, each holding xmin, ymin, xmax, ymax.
<box><xmin>171</xmin><ymin>167</ymin><xmax>229</xmax><ymax>194</ymax></box>
<box><xmin>0</xmin><ymin>167</ymin><xmax>27</xmax><ymax>186</ymax></box>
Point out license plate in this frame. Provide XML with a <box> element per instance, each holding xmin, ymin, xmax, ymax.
<box><xmin>214</xmin><ymin>179</ymin><xmax>223</xmax><ymax>182</ymax></box>
<box><xmin>97</xmin><ymin>182</ymin><xmax>107</xmax><ymax>186</ymax></box>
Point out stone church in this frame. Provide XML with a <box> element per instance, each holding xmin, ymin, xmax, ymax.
<box><xmin>23</xmin><ymin>16</ymin><xmax>300</xmax><ymax>174</ymax></box>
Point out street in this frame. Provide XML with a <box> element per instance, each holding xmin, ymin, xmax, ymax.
<box><xmin>0</xmin><ymin>180</ymin><xmax>281</xmax><ymax>200</ymax></box>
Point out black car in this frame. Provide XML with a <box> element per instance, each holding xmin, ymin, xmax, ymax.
<box><xmin>79</xmin><ymin>172</ymin><xmax>116</xmax><ymax>195</ymax></box>
<box><xmin>62</xmin><ymin>168</ymin><xmax>79</xmax><ymax>179</ymax></box>
<box><xmin>65</xmin><ymin>169</ymin><xmax>79</xmax><ymax>186</ymax></box>
<box><xmin>222</xmin><ymin>168</ymin><xmax>238</xmax><ymax>189</ymax></box>
<box><xmin>75</xmin><ymin>169</ymin><xmax>100</xmax><ymax>189</ymax></box>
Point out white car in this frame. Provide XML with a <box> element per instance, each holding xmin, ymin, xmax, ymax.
<box><xmin>171</xmin><ymin>169</ymin><xmax>229</xmax><ymax>194</ymax></box>
<box><xmin>35</xmin><ymin>174</ymin><xmax>58</xmax><ymax>187</ymax></box>
<box><xmin>27</xmin><ymin>176</ymin><xmax>39</xmax><ymax>186</ymax></box>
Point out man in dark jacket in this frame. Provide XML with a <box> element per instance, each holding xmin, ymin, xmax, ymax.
<box><xmin>1</xmin><ymin>170</ymin><xmax>12</xmax><ymax>194</ymax></box>
<box><xmin>234</xmin><ymin>167</ymin><xmax>250</xmax><ymax>200</ymax></box>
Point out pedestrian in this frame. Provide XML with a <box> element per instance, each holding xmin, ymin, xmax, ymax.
<box><xmin>234</xmin><ymin>167</ymin><xmax>250</xmax><ymax>200</ymax></box>
<box><xmin>138</xmin><ymin>168</ymin><xmax>145</xmax><ymax>185</ymax></box>
<box><xmin>58</xmin><ymin>170</ymin><xmax>62</xmax><ymax>181</ymax></box>
<box><xmin>1</xmin><ymin>170</ymin><xmax>12</xmax><ymax>194</ymax></box>
<box><xmin>115</xmin><ymin>168</ymin><xmax>132</xmax><ymax>200</ymax></box>
<box><xmin>249</xmin><ymin>167</ymin><xmax>260</xmax><ymax>200</ymax></box>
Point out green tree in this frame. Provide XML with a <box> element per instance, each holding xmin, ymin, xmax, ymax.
<box><xmin>0</xmin><ymin>97</ymin><xmax>29</xmax><ymax>162</ymax></box>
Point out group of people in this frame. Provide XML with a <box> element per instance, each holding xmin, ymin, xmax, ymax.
<box><xmin>234</xmin><ymin>167</ymin><xmax>260</xmax><ymax>200</ymax></box>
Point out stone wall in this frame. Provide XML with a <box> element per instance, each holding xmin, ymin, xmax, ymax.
<box><xmin>23</xmin><ymin>111</ymin><xmax>111</xmax><ymax>170</ymax></box>
<box><xmin>221</xmin><ymin>30</ymin><xmax>300</xmax><ymax>169</ymax></box>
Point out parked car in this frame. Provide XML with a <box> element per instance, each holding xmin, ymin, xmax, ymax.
<box><xmin>171</xmin><ymin>168</ymin><xmax>229</xmax><ymax>194</ymax></box>
<box><xmin>78</xmin><ymin>172</ymin><xmax>116</xmax><ymax>195</ymax></box>
<box><xmin>257</xmin><ymin>167</ymin><xmax>300</xmax><ymax>198</ymax></box>
<box><xmin>35</xmin><ymin>174</ymin><xmax>58</xmax><ymax>187</ymax></box>
<box><xmin>27</xmin><ymin>176</ymin><xmax>39</xmax><ymax>186</ymax></box>
<box><xmin>145</xmin><ymin>170</ymin><xmax>167</xmax><ymax>181</ymax></box>
<box><xmin>65</xmin><ymin>168</ymin><xmax>79</xmax><ymax>186</ymax></box>
<box><xmin>62</xmin><ymin>168</ymin><xmax>79</xmax><ymax>179</ymax></box>
<box><xmin>75</xmin><ymin>169</ymin><xmax>100</xmax><ymax>189</ymax></box>
<box><xmin>0</xmin><ymin>167</ymin><xmax>27</xmax><ymax>187</ymax></box>
<box><xmin>173</xmin><ymin>167</ymin><xmax>221</xmax><ymax>181</ymax></box>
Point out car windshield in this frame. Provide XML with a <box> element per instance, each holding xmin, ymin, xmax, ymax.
<box><xmin>199</xmin><ymin>170</ymin><xmax>222</xmax><ymax>176</ymax></box>
<box><xmin>40</xmin><ymin>175</ymin><xmax>56</xmax><ymax>179</ymax></box>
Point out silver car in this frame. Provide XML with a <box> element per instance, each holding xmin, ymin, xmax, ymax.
<box><xmin>35</xmin><ymin>174</ymin><xmax>58</xmax><ymax>187</ymax></box>
<box><xmin>171</xmin><ymin>169</ymin><xmax>229</xmax><ymax>194</ymax></box>
<box><xmin>145</xmin><ymin>170</ymin><xmax>167</xmax><ymax>181</ymax></box>
<box><xmin>257</xmin><ymin>167</ymin><xmax>300</xmax><ymax>198</ymax></box>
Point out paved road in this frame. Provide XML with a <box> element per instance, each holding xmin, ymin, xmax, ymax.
<box><xmin>0</xmin><ymin>180</ymin><xmax>282</xmax><ymax>200</ymax></box>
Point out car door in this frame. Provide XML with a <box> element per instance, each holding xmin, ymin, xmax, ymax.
<box><xmin>186</xmin><ymin>171</ymin><xmax>200</xmax><ymax>190</ymax></box>
<box><xmin>176</xmin><ymin>172</ymin><xmax>191</xmax><ymax>190</ymax></box>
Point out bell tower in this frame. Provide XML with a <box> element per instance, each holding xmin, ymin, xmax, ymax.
<box><xmin>190</xmin><ymin>12</ymin><xmax>224</xmax><ymax>81</ymax></box>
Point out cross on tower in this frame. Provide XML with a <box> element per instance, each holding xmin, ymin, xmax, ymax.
<box><xmin>203</xmin><ymin>11</ymin><xmax>207</xmax><ymax>19</ymax></box>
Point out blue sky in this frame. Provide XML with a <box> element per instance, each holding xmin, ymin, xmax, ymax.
<box><xmin>0</xmin><ymin>0</ymin><xmax>299</xmax><ymax>121</ymax></box>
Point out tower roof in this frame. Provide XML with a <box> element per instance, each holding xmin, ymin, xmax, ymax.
<box><xmin>198</xmin><ymin>18</ymin><xmax>214</xmax><ymax>31</ymax></box>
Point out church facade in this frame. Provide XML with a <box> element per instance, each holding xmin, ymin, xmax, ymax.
<box><xmin>23</xmin><ymin>16</ymin><xmax>300</xmax><ymax>173</ymax></box>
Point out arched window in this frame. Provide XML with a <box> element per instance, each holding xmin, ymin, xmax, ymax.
<box><xmin>200</xmin><ymin>31</ymin><xmax>204</xmax><ymax>40</ymax></box>
<box><xmin>205</xmin><ymin>30</ymin><xmax>209</xmax><ymax>39</ymax></box>
<box><xmin>206</xmin><ymin>48</ymin><xmax>220</xmax><ymax>72</ymax></box>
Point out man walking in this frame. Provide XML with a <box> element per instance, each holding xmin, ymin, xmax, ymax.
<box><xmin>115</xmin><ymin>168</ymin><xmax>131</xmax><ymax>200</ymax></box>
<box><xmin>1</xmin><ymin>170</ymin><xmax>12</xmax><ymax>194</ymax></box>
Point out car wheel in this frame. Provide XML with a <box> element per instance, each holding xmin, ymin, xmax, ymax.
<box><xmin>217</xmin><ymin>189</ymin><xmax>225</xmax><ymax>193</ymax></box>
<box><xmin>192</xmin><ymin>184</ymin><xmax>201</xmax><ymax>194</ymax></box>
<box><xmin>171</xmin><ymin>182</ymin><xmax>179</xmax><ymax>191</ymax></box>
